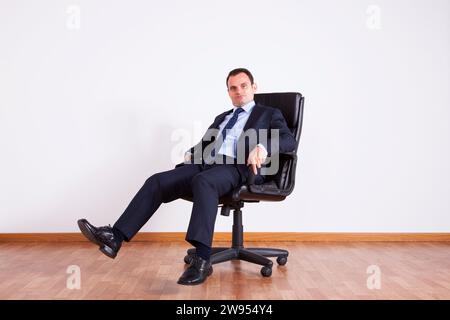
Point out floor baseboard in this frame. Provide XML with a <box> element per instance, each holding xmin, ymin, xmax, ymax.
<box><xmin>0</xmin><ymin>232</ymin><xmax>449</xmax><ymax>242</ymax></box>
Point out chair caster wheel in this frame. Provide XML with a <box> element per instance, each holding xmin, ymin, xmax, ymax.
<box><xmin>184</xmin><ymin>254</ymin><xmax>194</xmax><ymax>265</ymax></box>
<box><xmin>261</xmin><ymin>266</ymin><xmax>272</xmax><ymax>277</ymax></box>
<box><xmin>276</xmin><ymin>256</ymin><xmax>288</xmax><ymax>266</ymax></box>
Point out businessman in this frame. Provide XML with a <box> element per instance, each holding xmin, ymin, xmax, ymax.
<box><xmin>77</xmin><ymin>68</ymin><xmax>296</xmax><ymax>285</ymax></box>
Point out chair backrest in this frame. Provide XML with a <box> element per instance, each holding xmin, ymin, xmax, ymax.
<box><xmin>254</xmin><ymin>92</ymin><xmax>304</xmax><ymax>151</ymax></box>
<box><xmin>252</xmin><ymin>92</ymin><xmax>304</xmax><ymax>195</ymax></box>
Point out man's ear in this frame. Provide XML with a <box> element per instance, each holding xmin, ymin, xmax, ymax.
<box><xmin>252</xmin><ymin>82</ymin><xmax>257</xmax><ymax>92</ymax></box>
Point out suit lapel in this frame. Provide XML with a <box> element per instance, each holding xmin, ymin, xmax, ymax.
<box><xmin>243</xmin><ymin>103</ymin><xmax>264</xmax><ymax>131</ymax></box>
<box><xmin>213</xmin><ymin>109</ymin><xmax>233</xmax><ymax>129</ymax></box>
<box><xmin>235</xmin><ymin>103</ymin><xmax>265</xmax><ymax>149</ymax></box>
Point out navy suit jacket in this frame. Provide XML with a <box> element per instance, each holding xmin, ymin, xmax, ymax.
<box><xmin>181</xmin><ymin>103</ymin><xmax>296</xmax><ymax>182</ymax></box>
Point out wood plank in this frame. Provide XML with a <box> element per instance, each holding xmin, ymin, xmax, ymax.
<box><xmin>0</xmin><ymin>241</ymin><xmax>449</xmax><ymax>299</ymax></box>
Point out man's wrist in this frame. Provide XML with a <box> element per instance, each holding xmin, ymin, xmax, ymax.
<box><xmin>256</xmin><ymin>144</ymin><xmax>268</xmax><ymax>157</ymax></box>
<box><xmin>184</xmin><ymin>151</ymin><xmax>193</xmax><ymax>162</ymax></box>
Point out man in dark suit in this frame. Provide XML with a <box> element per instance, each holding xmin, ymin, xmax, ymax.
<box><xmin>77</xmin><ymin>68</ymin><xmax>296</xmax><ymax>285</ymax></box>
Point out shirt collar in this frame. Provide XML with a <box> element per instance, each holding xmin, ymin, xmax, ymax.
<box><xmin>232</xmin><ymin>100</ymin><xmax>255</xmax><ymax>114</ymax></box>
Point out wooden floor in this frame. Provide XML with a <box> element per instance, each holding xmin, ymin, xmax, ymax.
<box><xmin>1</xmin><ymin>241</ymin><xmax>449</xmax><ymax>299</ymax></box>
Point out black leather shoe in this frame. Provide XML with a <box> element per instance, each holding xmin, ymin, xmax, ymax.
<box><xmin>77</xmin><ymin>219</ymin><xmax>122</xmax><ymax>259</ymax></box>
<box><xmin>177</xmin><ymin>255</ymin><xmax>213</xmax><ymax>285</ymax></box>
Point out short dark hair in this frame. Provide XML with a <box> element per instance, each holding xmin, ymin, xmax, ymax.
<box><xmin>226</xmin><ymin>68</ymin><xmax>254</xmax><ymax>88</ymax></box>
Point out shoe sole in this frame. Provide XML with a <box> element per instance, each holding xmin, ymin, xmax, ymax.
<box><xmin>77</xmin><ymin>219</ymin><xmax>117</xmax><ymax>259</ymax></box>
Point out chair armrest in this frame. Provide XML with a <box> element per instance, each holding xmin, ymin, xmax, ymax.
<box><xmin>279</xmin><ymin>151</ymin><xmax>297</xmax><ymax>160</ymax></box>
<box><xmin>246</xmin><ymin>151</ymin><xmax>298</xmax><ymax>197</ymax></box>
<box><xmin>246</xmin><ymin>152</ymin><xmax>296</xmax><ymax>186</ymax></box>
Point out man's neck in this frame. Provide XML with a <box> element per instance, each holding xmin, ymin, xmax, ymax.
<box><xmin>234</xmin><ymin>100</ymin><xmax>255</xmax><ymax>111</ymax></box>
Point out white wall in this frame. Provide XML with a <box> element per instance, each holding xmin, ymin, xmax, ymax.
<box><xmin>0</xmin><ymin>0</ymin><xmax>449</xmax><ymax>233</ymax></box>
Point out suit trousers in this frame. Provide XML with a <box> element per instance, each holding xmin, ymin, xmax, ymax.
<box><xmin>113</xmin><ymin>162</ymin><xmax>245</xmax><ymax>248</ymax></box>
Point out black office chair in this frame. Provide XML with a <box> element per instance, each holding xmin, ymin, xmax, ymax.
<box><xmin>184</xmin><ymin>92</ymin><xmax>304</xmax><ymax>277</ymax></box>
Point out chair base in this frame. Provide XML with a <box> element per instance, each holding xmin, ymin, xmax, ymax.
<box><xmin>185</xmin><ymin>246</ymin><xmax>288</xmax><ymax>277</ymax></box>
<box><xmin>184</xmin><ymin>201</ymin><xmax>289</xmax><ymax>277</ymax></box>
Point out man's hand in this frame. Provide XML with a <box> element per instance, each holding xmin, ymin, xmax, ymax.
<box><xmin>247</xmin><ymin>145</ymin><xmax>268</xmax><ymax>175</ymax></box>
<box><xmin>184</xmin><ymin>152</ymin><xmax>192</xmax><ymax>163</ymax></box>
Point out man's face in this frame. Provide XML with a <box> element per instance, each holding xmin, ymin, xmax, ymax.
<box><xmin>227</xmin><ymin>72</ymin><xmax>257</xmax><ymax>107</ymax></box>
